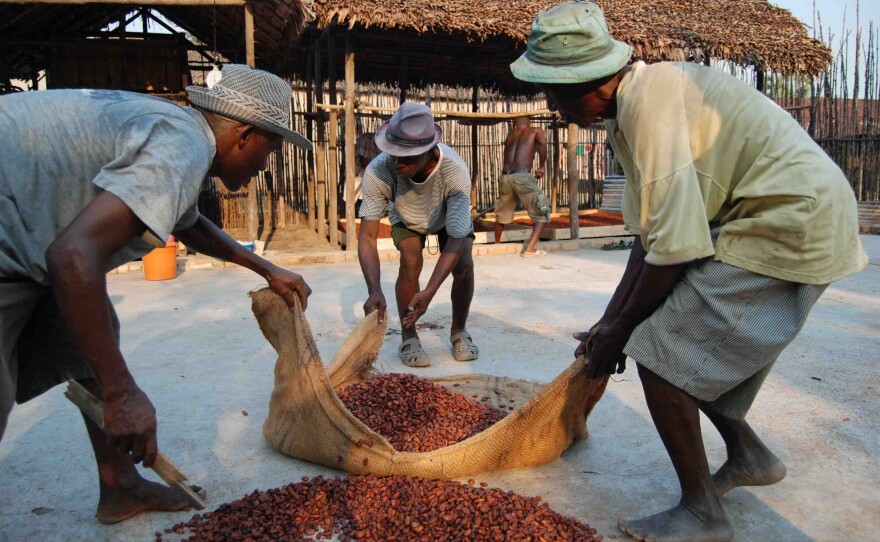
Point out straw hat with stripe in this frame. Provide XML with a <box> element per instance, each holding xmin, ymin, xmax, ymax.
<box><xmin>186</xmin><ymin>64</ymin><xmax>312</xmax><ymax>151</ymax></box>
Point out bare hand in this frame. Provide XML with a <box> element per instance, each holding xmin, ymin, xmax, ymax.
<box><xmin>403</xmin><ymin>290</ymin><xmax>433</xmax><ymax>328</ymax></box>
<box><xmin>535</xmin><ymin>166</ymin><xmax>545</xmax><ymax>179</ymax></box>
<box><xmin>103</xmin><ymin>380</ymin><xmax>158</xmax><ymax>467</ymax></box>
<box><xmin>583</xmin><ymin>324</ymin><xmax>628</xmax><ymax>379</ymax></box>
<box><xmin>363</xmin><ymin>291</ymin><xmax>387</xmax><ymax>323</ymax></box>
<box><xmin>266</xmin><ymin>266</ymin><xmax>312</xmax><ymax>310</ymax></box>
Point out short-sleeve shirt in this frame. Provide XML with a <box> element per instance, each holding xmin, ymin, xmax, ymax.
<box><xmin>359</xmin><ymin>143</ymin><xmax>473</xmax><ymax>238</ymax></box>
<box><xmin>0</xmin><ymin>89</ymin><xmax>215</xmax><ymax>285</ymax></box>
<box><xmin>606</xmin><ymin>62</ymin><xmax>868</xmax><ymax>285</ymax></box>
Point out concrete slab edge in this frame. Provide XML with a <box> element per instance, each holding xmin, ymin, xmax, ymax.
<box><xmin>108</xmin><ymin>235</ymin><xmax>636</xmax><ymax>275</ymax></box>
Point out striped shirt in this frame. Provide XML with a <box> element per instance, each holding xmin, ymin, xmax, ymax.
<box><xmin>359</xmin><ymin>143</ymin><xmax>473</xmax><ymax>238</ymax></box>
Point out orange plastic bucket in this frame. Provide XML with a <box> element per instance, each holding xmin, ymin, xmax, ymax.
<box><xmin>142</xmin><ymin>242</ymin><xmax>178</xmax><ymax>281</ymax></box>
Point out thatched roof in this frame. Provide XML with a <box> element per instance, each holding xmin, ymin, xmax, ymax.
<box><xmin>0</xmin><ymin>0</ymin><xmax>313</xmax><ymax>81</ymax></box>
<box><xmin>314</xmin><ymin>0</ymin><xmax>831</xmax><ymax>76</ymax></box>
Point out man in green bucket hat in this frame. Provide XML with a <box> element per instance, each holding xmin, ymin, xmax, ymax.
<box><xmin>513</xmin><ymin>2</ymin><xmax>867</xmax><ymax>541</ymax></box>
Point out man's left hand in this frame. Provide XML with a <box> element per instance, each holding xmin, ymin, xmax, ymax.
<box><xmin>403</xmin><ymin>290</ymin><xmax>434</xmax><ymax>328</ymax></box>
<box><xmin>535</xmin><ymin>166</ymin><xmax>545</xmax><ymax>178</ymax></box>
<box><xmin>266</xmin><ymin>266</ymin><xmax>312</xmax><ymax>310</ymax></box>
<box><xmin>583</xmin><ymin>324</ymin><xmax>628</xmax><ymax>379</ymax></box>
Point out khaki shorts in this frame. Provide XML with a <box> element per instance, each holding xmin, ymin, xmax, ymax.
<box><xmin>1</xmin><ymin>281</ymin><xmax>114</xmax><ymax>440</ymax></box>
<box><xmin>624</xmin><ymin>232</ymin><xmax>826</xmax><ymax>419</ymax></box>
<box><xmin>493</xmin><ymin>171</ymin><xmax>550</xmax><ymax>224</ymax></box>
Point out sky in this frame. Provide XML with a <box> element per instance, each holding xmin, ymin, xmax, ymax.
<box><xmin>772</xmin><ymin>0</ymin><xmax>880</xmax><ymax>56</ymax></box>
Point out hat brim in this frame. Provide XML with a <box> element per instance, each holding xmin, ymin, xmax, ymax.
<box><xmin>374</xmin><ymin>122</ymin><xmax>443</xmax><ymax>157</ymax></box>
<box><xmin>510</xmin><ymin>40</ymin><xmax>632</xmax><ymax>84</ymax></box>
<box><xmin>187</xmin><ymin>86</ymin><xmax>313</xmax><ymax>152</ymax></box>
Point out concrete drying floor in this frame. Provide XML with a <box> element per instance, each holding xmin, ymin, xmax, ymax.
<box><xmin>1</xmin><ymin>237</ymin><xmax>878</xmax><ymax>541</ymax></box>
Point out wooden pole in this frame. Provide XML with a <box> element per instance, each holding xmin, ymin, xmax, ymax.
<box><xmin>245</xmin><ymin>1</ymin><xmax>258</xmax><ymax>242</ymax></box>
<box><xmin>327</xmin><ymin>29</ymin><xmax>339</xmax><ymax>247</ymax></box>
<box><xmin>306</xmin><ymin>50</ymin><xmax>316</xmax><ymax>230</ymax></box>
<box><xmin>551</xmin><ymin>125</ymin><xmax>559</xmax><ymax>214</ymax></box>
<box><xmin>567</xmin><ymin>123</ymin><xmax>579</xmax><ymax>239</ymax></box>
<box><xmin>344</xmin><ymin>37</ymin><xmax>358</xmax><ymax>251</ymax></box>
<box><xmin>276</xmin><ymin>148</ymin><xmax>286</xmax><ymax>228</ymax></box>
<box><xmin>328</xmin><ymin>109</ymin><xmax>340</xmax><ymax>246</ymax></box>
<box><xmin>470</xmin><ymin>82</ymin><xmax>479</xmax><ymax>215</ymax></box>
<box><xmin>315</xmin><ymin>43</ymin><xmax>327</xmax><ymax>241</ymax></box>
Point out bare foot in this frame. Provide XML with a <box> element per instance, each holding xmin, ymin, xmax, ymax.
<box><xmin>619</xmin><ymin>503</ymin><xmax>733</xmax><ymax>542</ymax></box>
<box><xmin>96</xmin><ymin>477</ymin><xmax>200</xmax><ymax>525</ymax></box>
<box><xmin>713</xmin><ymin>449</ymin><xmax>786</xmax><ymax>496</ymax></box>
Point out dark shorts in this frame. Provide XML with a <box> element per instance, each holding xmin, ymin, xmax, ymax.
<box><xmin>1</xmin><ymin>282</ymin><xmax>116</xmax><ymax>440</ymax></box>
<box><xmin>390</xmin><ymin>223</ymin><xmax>475</xmax><ymax>252</ymax></box>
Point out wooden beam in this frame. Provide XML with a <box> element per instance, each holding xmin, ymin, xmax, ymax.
<box><xmin>567</xmin><ymin>123</ymin><xmax>579</xmax><ymax>240</ymax></box>
<box><xmin>245</xmin><ymin>1</ymin><xmax>258</xmax><ymax>242</ymax></box>
<box><xmin>344</xmin><ymin>37</ymin><xmax>357</xmax><ymax>252</ymax></box>
<box><xmin>314</xmin><ymin>103</ymin><xmax>554</xmax><ymax>120</ymax></box>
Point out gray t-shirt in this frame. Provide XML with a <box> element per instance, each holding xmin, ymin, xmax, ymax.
<box><xmin>0</xmin><ymin>89</ymin><xmax>215</xmax><ymax>284</ymax></box>
<box><xmin>359</xmin><ymin>144</ymin><xmax>473</xmax><ymax>238</ymax></box>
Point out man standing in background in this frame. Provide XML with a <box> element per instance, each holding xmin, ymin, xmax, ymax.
<box><xmin>493</xmin><ymin>116</ymin><xmax>551</xmax><ymax>256</ymax></box>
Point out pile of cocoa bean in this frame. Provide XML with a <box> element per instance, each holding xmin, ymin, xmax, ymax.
<box><xmin>159</xmin><ymin>474</ymin><xmax>602</xmax><ymax>542</ymax></box>
<box><xmin>337</xmin><ymin>373</ymin><xmax>508</xmax><ymax>452</ymax></box>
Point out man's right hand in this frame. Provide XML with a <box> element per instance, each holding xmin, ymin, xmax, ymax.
<box><xmin>103</xmin><ymin>379</ymin><xmax>158</xmax><ymax>467</ymax></box>
<box><xmin>363</xmin><ymin>291</ymin><xmax>387</xmax><ymax>323</ymax></box>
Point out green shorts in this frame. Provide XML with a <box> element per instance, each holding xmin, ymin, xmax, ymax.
<box><xmin>390</xmin><ymin>223</ymin><xmax>475</xmax><ymax>251</ymax></box>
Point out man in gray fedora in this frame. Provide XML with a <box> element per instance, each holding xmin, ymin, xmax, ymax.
<box><xmin>358</xmin><ymin>103</ymin><xmax>479</xmax><ymax>367</ymax></box>
<box><xmin>512</xmin><ymin>2</ymin><xmax>867</xmax><ymax>541</ymax></box>
<box><xmin>0</xmin><ymin>64</ymin><xmax>313</xmax><ymax>524</ymax></box>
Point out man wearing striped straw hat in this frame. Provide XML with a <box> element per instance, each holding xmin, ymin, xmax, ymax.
<box><xmin>0</xmin><ymin>64</ymin><xmax>312</xmax><ymax>524</ymax></box>
<box><xmin>512</xmin><ymin>2</ymin><xmax>867</xmax><ymax>541</ymax></box>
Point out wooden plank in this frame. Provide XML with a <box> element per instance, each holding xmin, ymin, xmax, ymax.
<box><xmin>328</xmin><ymin>109</ymin><xmax>339</xmax><ymax>246</ymax></box>
<box><xmin>344</xmin><ymin>39</ymin><xmax>358</xmax><ymax>251</ymax></box>
<box><xmin>64</xmin><ymin>380</ymin><xmax>206</xmax><ymax>510</ymax></box>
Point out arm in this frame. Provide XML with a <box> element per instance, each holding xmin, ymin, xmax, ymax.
<box><xmin>357</xmin><ymin>219</ymin><xmax>386</xmax><ymax>322</ymax></box>
<box><xmin>402</xmin><ymin>237</ymin><xmax>466</xmax><ymax>327</ymax></box>
<box><xmin>45</xmin><ymin>191</ymin><xmax>158</xmax><ymax>466</ymax></box>
<box><xmin>174</xmin><ymin>215</ymin><xmax>311</xmax><ymax>309</ymax></box>
<box><xmin>584</xmin><ymin>249</ymin><xmax>686</xmax><ymax>379</ymax></box>
<box><xmin>535</xmin><ymin>128</ymin><xmax>548</xmax><ymax>178</ymax></box>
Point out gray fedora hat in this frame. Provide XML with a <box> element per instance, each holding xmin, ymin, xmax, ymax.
<box><xmin>186</xmin><ymin>64</ymin><xmax>313</xmax><ymax>151</ymax></box>
<box><xmin>375</xmin><ymin>102</ymin><xmax>442</xmax><ymax>157</ymax></box>
<box><xmin>511</xmin><ymin>1</ymin><xmax>632</xmax><ymax>84</ymax></box>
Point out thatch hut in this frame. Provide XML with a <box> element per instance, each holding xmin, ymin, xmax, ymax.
<box><xmin>0</xmin><ymin>0</ymin><xmax>313</xmax><ymax>93</ymax></box>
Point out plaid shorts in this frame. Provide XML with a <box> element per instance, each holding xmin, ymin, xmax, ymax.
<box><xmin>624</xmin><ymin>247</ymin><xmax>826</xmax><ymax>419</ymax></box>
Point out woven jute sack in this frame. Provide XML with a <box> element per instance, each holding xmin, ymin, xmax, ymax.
<box><xmin>250</xmin><ymin>288</ymin><xmax>608</xmax><ymax>479</ymax></box>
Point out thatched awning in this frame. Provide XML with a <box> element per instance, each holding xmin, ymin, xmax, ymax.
<box><xmin>0</xmin><ymin>0</ymin><xmax>314</xmax><ymax>80</ymax></box>
<box><xmin>314</xmin><ymin>0</ymin><xmax>830</xmax><ymax>76</ymax></box>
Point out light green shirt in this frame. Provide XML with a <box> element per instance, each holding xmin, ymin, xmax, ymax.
<box><xmin>606</xmin><ymin>61</ymin><xmax>868</xmax><ymax>285</ymax></box>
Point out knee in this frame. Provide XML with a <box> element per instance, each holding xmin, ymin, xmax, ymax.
<box><xmin>398</xmin><ymin>254</ymin><xmax>423</xmax><ymax>282</ymax></box>
<box><xmin>452</xmin><ymin>256</ymin><xmax>474</xmax><ymax>281</ymax></box>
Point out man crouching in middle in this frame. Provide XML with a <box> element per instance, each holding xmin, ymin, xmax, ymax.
<box><xmin>358</xmin><ymin>103</ymin><xmax>479</xmax><ymax>368</ymax></box>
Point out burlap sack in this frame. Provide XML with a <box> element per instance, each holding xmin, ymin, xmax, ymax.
<box><xmin>250</xmin><ymin>288</ymin><xmax>608</xmax><ymax>479</ymax></box>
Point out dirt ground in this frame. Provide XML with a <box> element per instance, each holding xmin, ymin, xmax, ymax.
<box><xmin>0</xmin><ymin>236</ymin><xmax>877</xmax><ymax>541</ymax></box>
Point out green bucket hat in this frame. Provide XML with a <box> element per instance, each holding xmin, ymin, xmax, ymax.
<box><xmin>511</xmin><ymin>1</ymin><xmax>632</xmax><ymax>84</ymax></box>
